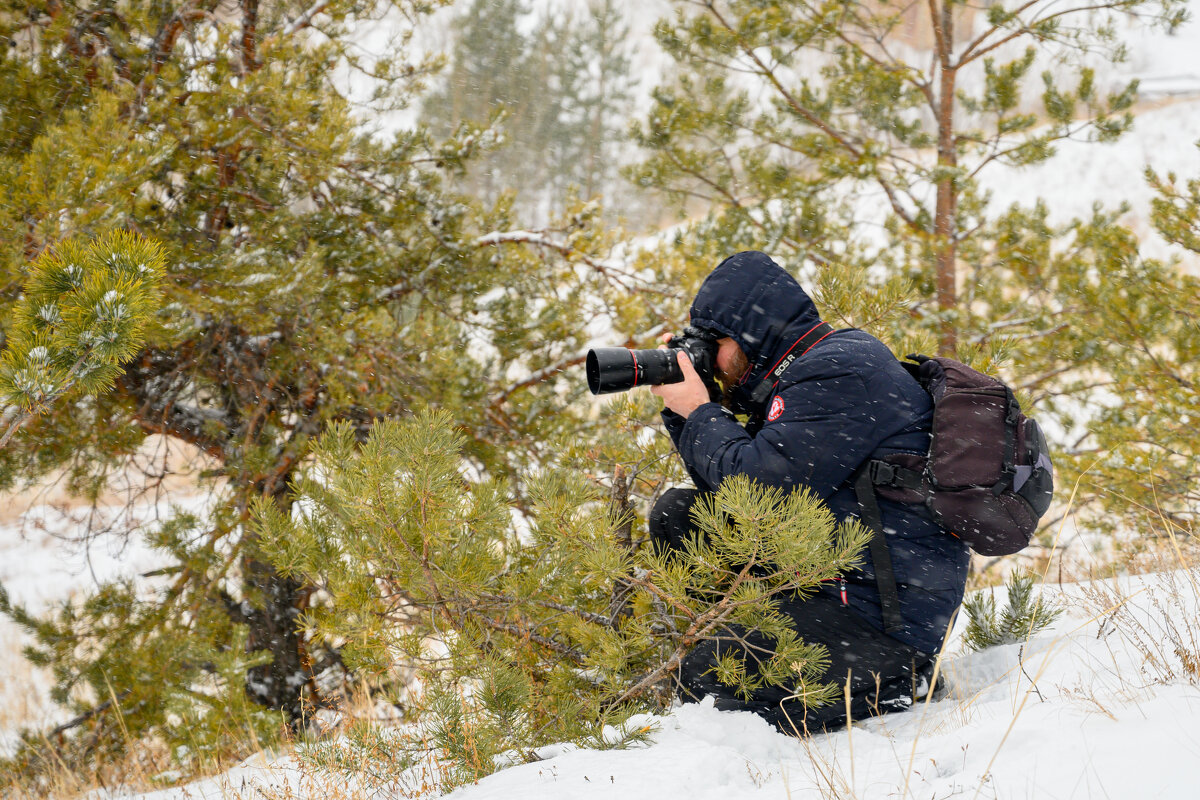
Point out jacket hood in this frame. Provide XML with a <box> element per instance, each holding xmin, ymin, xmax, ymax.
<box><xmin>689</xmin><ymin>251</ymin><xmax>823</xmax><ymax>398</ymax></box>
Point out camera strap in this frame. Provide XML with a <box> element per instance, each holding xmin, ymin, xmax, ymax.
<box><xmin>748</xmin><ymin>321</ymin><xmax>834</xmax><ymax>406</ymax></box>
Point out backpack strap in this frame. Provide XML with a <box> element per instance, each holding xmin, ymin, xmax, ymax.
<box><xmin>748</xmin><ymin>321</ymin><xmax>834</xmax><ymax>406</ymax></box>
<box><xmin>996</xmin><ymin>387</ymin><xmax>1021</xmax><ymax>495</ymax></box>
<box><xmin>865</xmin><ymin>459</ymin><xmax>924</xmax><ymax>492</ymax></box>
<box><xmin>853</xmin><ymin>466</ymin><xmax>905</xmax><ymax>635</ymax></box>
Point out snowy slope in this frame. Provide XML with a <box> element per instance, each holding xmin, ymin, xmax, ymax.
<box><xmin>88</xmin><ymin>570</ymin><xmax>1200</xmax><ymax>800</ymax></box>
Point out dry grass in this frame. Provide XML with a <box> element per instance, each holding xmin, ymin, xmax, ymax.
<box><xmin>2</xmin><ymin>729</ymin><xmax>174</xmax><ymax>800</ymax></box>
<box><xmin>0</xmin><ymin>704</ymin><xmax>294</xmax><ymax>800</ymax></box>
<box><xmin>1078</xmin><ymin>557</ymin><xmax>1200</xmax><ymax>688</ymax></box>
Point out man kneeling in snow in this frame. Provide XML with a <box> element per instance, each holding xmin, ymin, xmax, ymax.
<box><xmin>649</xmin><ymin>251</ymin><xmax>968</xmax><ymax>733</ymax></box>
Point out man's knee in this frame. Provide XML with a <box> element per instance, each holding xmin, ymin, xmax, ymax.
<box><xmin>674</xmin><ymin>594</ymin><xmax>937</xmax><ymax>735</ymax></box>
<box><xmin>677</xmin><ymin>628</ymin><xmax>771</xmax><ymax>704</ymax></box>
<box><xmin>649</xmin><ymin>488</ymin><xmax>704</xmax><ymax>555</ymax></box>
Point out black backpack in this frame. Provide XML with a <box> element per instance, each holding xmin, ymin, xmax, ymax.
<box><xmin>853</xmin><ymin>355</ymin><xmax>1054</xmax><ymax>634</ymax></box>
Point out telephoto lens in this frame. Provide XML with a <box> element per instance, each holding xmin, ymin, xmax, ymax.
<box><xmin>586</xmin><ymin>327</ymin><xmax>720</xmax><ymax>397</ymax></box>
<box><xmin>586</xmin><ymin>347</ymin><xmax>683</xmax><ymax>395</ymax></box>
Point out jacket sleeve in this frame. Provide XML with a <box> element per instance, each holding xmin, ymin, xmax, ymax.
<box><xmin>674</xmin><ymin>358</ymin><xmax>895</xmax><ymax>500</ymax></box>
<box><xmin>662</xmin><ymin>409</ymin><xmax>718</xmax><ymax>493</ymax></box>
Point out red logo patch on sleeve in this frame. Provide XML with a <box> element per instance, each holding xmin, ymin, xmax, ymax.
<box><xmin>767</xmin><ymin>395</ymin><xmax>785</xmax><ymax>421</ymax></box>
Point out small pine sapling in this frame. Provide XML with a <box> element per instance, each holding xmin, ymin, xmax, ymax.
<box><xmin>254</xmin><ymin>410</ymin><xmax>871</xmax><ymax>791</ymax></box>
<box><xmin>962</xmin><ymin>570</ymin><xmax>1063</xmax><ymax>652</ymax></box>
<box><xmin>612</xmin><ymin>474</ymin><xmax>872</xmax><ymax>711</ymax></box>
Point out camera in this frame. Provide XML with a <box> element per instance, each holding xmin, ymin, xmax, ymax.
<box><xmin>586</xmin><ymin>326</ymin><xmax>720</xmax><ymax>397</ymax></box>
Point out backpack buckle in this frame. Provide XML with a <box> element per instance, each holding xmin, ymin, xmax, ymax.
<box><xmin>867</xmin><ymin>459</ymin><xmax>923</xmax><ymax>490</ymax></box>
<box><xmin>868</xmin><ymin>460</ymin><xmax>898</xmax><ymax>485</ymax></box>
<box><xmin>1004</xmin><ymin>389</ymin><xmax>1022</xmax><ymax>423</ymax></box>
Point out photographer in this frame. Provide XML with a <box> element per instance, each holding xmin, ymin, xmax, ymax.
<box><xmin>647</xmin><ymin>251</ymin><xmax>969</xmax><ymax>733</ymax></box>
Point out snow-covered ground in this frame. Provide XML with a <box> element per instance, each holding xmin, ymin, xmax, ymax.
<box><xmin>79</xmin><ymin>568</ymin><xmax>1200</xmax><ymax>800</ymax></box>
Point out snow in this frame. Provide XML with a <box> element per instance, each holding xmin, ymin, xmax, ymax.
<box><xmin>76</xmin><ymin>569</ymin><xmax>1200</xmax><ymax>799</ymax></box>
<box><xmin>18</xmin><ymin>468</ymin><xmax>1191</xmax><ymax>800</ymax></box>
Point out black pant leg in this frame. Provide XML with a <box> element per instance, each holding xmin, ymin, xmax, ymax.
<box><xmin>677</xmin><ymin>592</ymin><xmax>935</xmax><ymax>735</ymax></box>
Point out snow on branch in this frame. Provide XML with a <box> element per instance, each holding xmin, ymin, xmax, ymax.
<box><xmin>282</xmin><ymin>2</ymin><xmax>330</xmax><ymax>36</ymax></box>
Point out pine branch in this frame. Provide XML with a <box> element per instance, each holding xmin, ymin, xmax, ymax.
<box><xmin>282</xmin><ymin>2</ymin><xmax>331</xmax><ymax>37</ymax></box>
<box><xmin>48</xmin><ymin>690</ymin><xmax>131</xmax><ymax>738</ymax></box>
<box><xmin>958</xmin><ymin>1</ymin><xmax>1147</xmax><ymax>67</ymax></box>
<box><xmin>477</xmin><ymin>593</ymin><xmax>614</xmax><ymax>628</ymax></box>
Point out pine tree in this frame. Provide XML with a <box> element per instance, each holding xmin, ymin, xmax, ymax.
<box><xmin>633</xmin><ymin>0</ymin><xmax>1185</xmax><ymax>350</ymax></box>
<box><xmin>1067</xmin><ymin>145</ymin><xmax>1200</xmax><ymax>538</ymax></box>
<box><xmin>990</xmin><ymin>201</ymin><xmax>1200</xmax><ymax>543</ymax></box>
<box><xmin>253</xmin><ymin>409</ymin><xmax>870</xmax><ymax>790</ymax></box>
<box><xmin>0</xmin><ymin>0</ymin><xmax>638</xmax><ymax>781</ymax></box>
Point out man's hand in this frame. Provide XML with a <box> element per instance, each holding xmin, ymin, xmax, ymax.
<box><xmin>651</xmin><ymin>346</ymin><xmax>710</xmax><ymax>419</ymax></box>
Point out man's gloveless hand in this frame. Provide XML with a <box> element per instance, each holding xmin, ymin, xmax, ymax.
<box><xmin>651</xmin><ymin>340</ymin><xmax>710</xmax><ymax>419</ymax></box>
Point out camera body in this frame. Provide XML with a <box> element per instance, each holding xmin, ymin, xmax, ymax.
<box><xmin>586</xmin><ymin>326</ymin><xmax>721</xmax><ymax>398</ymax></box>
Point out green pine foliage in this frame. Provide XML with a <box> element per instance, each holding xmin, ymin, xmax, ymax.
<box><xmin>253</xmin><ymin>409</ymin><xmax>870</xmax><ymax>790</ymax></box>
<box><xmin>557</xmin><ymin>0</ymin><xmax>637</xmax><ymax>203</ymax></box>
<box><xmin>1088</xmin><ymin>147</ymin><xmax>1200</xmax><ymax>539</ymax></box>
<box><xmin>1015</xmin><ymin>204</ymin><xmax>1200</xmax><ymax>542</ymax></box>
<box><xmin>0</xmin><ymin>231</ymin><xmax>163</xmax><ymax>448</ymax></box>
<box><xmin>1151</xmin><ymin>143</ymin><xmax>1200</xmax><ymax>253</ymax></box>
<box><xmin>962</xmin><ymin>570</ymin><xmax>1064</xmax><ymax>652</ymax></box>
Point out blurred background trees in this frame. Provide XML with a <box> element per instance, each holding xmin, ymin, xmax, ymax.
<box><xmin>422</xmin><ymin>0</ymin><xmax>638</xmax><ymax>220</ymax></box>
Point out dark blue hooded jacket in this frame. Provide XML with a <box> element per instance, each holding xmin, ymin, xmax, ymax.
<box><xmin>662</xmin><ymin>251</ymin><xmax>969</xmax><ymax>654</ymax></box>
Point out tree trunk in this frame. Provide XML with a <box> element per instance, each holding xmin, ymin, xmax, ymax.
<box><xmin>121</xmin><ymin>337</ymin><xmax>320</xmax><ymax>722</ymax></box>
<box><xmin>242</xmin><ymin>471</ymin><xmax>319</xmax><ymax>721</ymax></box>
<box><xmin>243</xmin><ymin>553</ymin><xmax>311</xmax><ymax>720</ymax></box>
<box><xmin>933</xmin><ymin>1</ymin><xmax>959</xmax><ymax>356</ymax></box>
